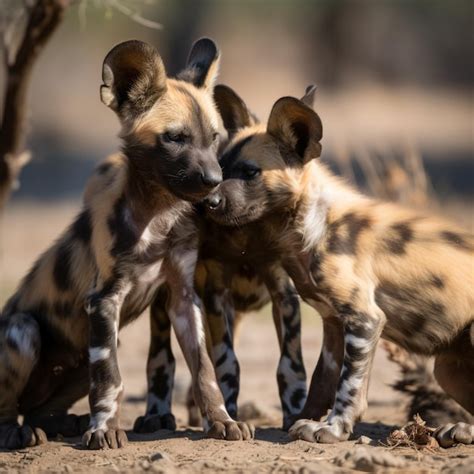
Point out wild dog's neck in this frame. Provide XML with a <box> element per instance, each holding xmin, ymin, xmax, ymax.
<box><xmin>124</xmin><ymin>153</ymin><xmax>189</xmax><ymax>230</ymax></box>
<box><xmin>295</xmin><ymin>160</ymin><xmax>371</xmax><ymax>250</ymax></box>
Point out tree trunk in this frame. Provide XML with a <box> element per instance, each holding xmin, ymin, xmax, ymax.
<box><xmin>0</xmin><ymin>0</ymin><xmax>69</xmax><ymax>210</ymax></box>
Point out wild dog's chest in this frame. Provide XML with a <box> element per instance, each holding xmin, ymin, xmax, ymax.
<box><xmin>200</xmin><ymin>221</ymin><xmax>278</xmax><ymax>265</ymax></box>
<box><xmin>119</xmin><ymin>224</ymin><xmax>171</xmax><ymax>323</ymax></box>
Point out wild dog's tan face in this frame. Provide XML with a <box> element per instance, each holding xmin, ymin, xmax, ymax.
<box><xmin>101</xmin><ymin>39</ymin><xmax>223</xmax><ymax>202</ymax></box>
<box><xmin>206</xmin><ymin>88</ymin><xmax>323</xmax><ymax>224</ymax></box>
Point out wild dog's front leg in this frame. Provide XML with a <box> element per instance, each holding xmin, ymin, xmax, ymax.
<box><xmin>295</xmin><ymin>316</ymin><xmax>344</xmax><ymax>424</ymax></box>
<box><xmin>202</xmin><ymin>263</ymin><xmax>240</xmax><ymax>419</ymax></box>
<box><xmin>82</xmin><ymin>280</ymin><xmax>130</xmax><ymax>450</ymax></box>
<box><xmin>262</xmin><ymin>266</ymin><xmax>307</xmax><ymax>430</ymax></box>
<box><xmin>165</xmin><ymin>251</ymin><xmax>254</xmax><ymax>441</ymax></box>
<box><xmin>290</xmin><ymin>310</ymin><xmax>384</xmax><ymax>443</ymax></box>
<box><xmin>134</xmin><ymin>286</ymin><xmax>176</xmax><ymax>433</ymax></box>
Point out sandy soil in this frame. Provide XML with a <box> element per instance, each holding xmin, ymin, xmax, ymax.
<box><xmin>0</xmin><ymin>203</ymin><xmax>473</xmax><ymax>473</ymax></box>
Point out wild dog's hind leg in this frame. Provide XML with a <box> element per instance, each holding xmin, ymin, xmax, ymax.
<box><xmin>22</xmin><ymin>365</ymin><xmax>90</xmax><ymax>438</ymax></box>
<box><xmin>433</xmin><ymin>327</ymin><xmax>474</xmax><ymax>448</ymax></box>
<box><xmin>290</xmin><ymin>305</ymin><xmax>385</xmax><ymax>443</ymax></box>
<box><xmin>0</xmin><ymin>313</ymin><xmax>46</xmax><ymax>449</ymax></box>
<box><xmin>262</xmin><ymin>266</ymin><xmax>307</xmax><ymax>430</ymax></box>
<box><xmin>134</xmin><ymin>286</ymin><xmax>177</xmax><ymax>433</ymax></box>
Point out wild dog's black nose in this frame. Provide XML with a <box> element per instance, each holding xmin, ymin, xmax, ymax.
<box><xmin>200</xmin><ymin>170</ymin><xmax>222</xmax><ymax>188</ymax></box>
<box><xmin>205</xmin><ymin>194</ymin><xmax>222</xmax><ymax>210</ymax></box>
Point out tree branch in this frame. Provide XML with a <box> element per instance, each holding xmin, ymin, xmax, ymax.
<box><xmin>0</xmin><ymin>0</ymin><xmax>69</xmax><ymax>209</ymax></box>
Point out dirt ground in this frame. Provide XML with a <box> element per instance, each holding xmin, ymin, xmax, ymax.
<box><xmin>0</xmin><ymin>203</ymin><xmax>473</xmax><ymax>473</ymax></box>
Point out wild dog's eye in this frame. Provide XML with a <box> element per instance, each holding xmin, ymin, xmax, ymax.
<box><xmin>163</xmin><ymin>131</ymin><xmax>187</xmax><ymax>144</ymax></box>
<box><xmin>243</xmin><ymin>165</ymin><xmax>261</xmax><ymax>179</ymax></box>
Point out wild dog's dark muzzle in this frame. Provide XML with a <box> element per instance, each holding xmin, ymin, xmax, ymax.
<box><xmin>200</xmin><ymin>169</ymin><xmax>222</xmax><ymax>189</ymax></box>
<box><xmin>204</xmin><ymin>192</ymin><xmax>223</xmax><ymax>210</ymax></box>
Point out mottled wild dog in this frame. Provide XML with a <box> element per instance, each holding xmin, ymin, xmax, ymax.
<box><xmin>152</xmin><ymin>86</ymin><xmax>317</xmax><ymax>431</ymax></box>
<box><xmin>203</xmin><ymin>92</ymin><xmax>474</xmax><ymax>446</ymax></box>
<box><xmin>0</xmin><ymin>38</ymin><xmax>254</xmax><ymax>450</ymax></box>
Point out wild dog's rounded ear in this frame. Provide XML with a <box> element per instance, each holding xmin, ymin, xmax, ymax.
<box><xmin>267</xmin><ymin>96</ymin><xmax>323</xmax><ymax>162</ymax></box>
<box><xmin>214</xmin><ymin>84</ymin><xmax>255</xmax><ymax>138</ymax></box>
<box><xmin>178</xmin><ymin>38</ymin><xmax>220</xmax><ymax>91</ymax></box>
<box><xmin>100</xmin><ymin>40</ymin><xmax>166</xmax><ymax>118</ymax></box>
<box><xmin>301</xmin><ymin>85</ymin><xmax>317</xmax><ymax>109</ymax></box>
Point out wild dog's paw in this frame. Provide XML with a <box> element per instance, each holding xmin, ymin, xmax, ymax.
<box><xmin>0</xmin><ymin>422</ymin><xmax>47</xmax><ymax>450</ymax></box>
<box><xmin>206</xmin><ymin>420</ymin><xmax>255</xmax><ymax>441</ymax></box>
<box><xmin>133</xmin><ymin>413</ymin><xmax>176</xmax><ymax>433</ymax></box>
<box><xmin>82</xmin><ymin>428</ymin><xmax>127</xmax><ymax>449</ymax></box>
<box><xmin>434</xmin><ymin>423</ymin><xmax>474</xmax><ymax>448</ymax></box>
<box><xmin>288</xmin><ymin>419</ymin><xmax>350</xmax><ymax>443</ymax></box>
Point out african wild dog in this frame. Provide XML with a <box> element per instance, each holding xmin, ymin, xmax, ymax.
<box><xmin>140</xmin><ymin>86</ymin><xmax>317</xmax><ymax>432</ymax></box>
<box><xmin>202</xmin><ymin>91</ymin><xmax>474</xmax><ymax>446</ymax></box>
<box><xmin>0</xmin><ymin>38</ymin><xmax>255</xmax><ymax>450</ymax></box>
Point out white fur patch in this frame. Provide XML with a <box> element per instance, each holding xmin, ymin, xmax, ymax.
<box><xmin>89</xmin><ymin>347</ymin><xmax>111</xmax><ymax>363</ymax></box>
<box><xmin>138</xmin><ymin>261</ymin><xmax>163</xmax><ymax>284</ymax></box>
<box><xmin>322</xmin><ymin>347</ymin><xmax>339</xmax><ymax>372</ymax></box>
<box><xmin>193</xmin><ymin>304</ymin><xmax>205</xmax><ymax>346</ymax></box>
<box><xmin>90</xmin><ymin>383</ymin><xmax>123</xmax><ymax>431</ymax></box>
<box><xmin>176</xmin><ymin>250</ymin><xmax>197</xmax><ymax>278</ymax></box>
<box><xmin>345</xmin><ymin>335</ymin><xmax>370</xmax><ymax>351</ymax></box>
<box><xmin>171</xmin><ymin>313</ymin><xmax>190</xmax><ymax>337</ymax></box>
<box><xmin>301</xmin><ymin>196</ymin><xmax>328</xmax><ymax>251</ymax></box>
<box><xmin>6</xmin><ymin>325</ymin><xmax>36</xmax><ymax>359</ymax></box>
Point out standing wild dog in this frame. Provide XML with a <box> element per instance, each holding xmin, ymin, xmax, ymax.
<box><xmin>202</xmin><ymin>92</ymin><xmax>474</xmax><ymax>446</ymax></box>
<box><xmin>0</xmin><ymin>39</ymin><xmax>254</xmax><ymax>450</ymax></box>
<box><xmin>153</xmin><ymin>86</ymin><xmax>318</xmax><ymax>431</ymax></box>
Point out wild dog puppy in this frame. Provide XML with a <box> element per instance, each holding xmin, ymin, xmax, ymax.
<box><xmin>138</xmin><ymin>87</ymin><xmax>317</xmax><ymax>433</ymax></box>
<box><xmin>203</xmin><ymin>93</ymin><xmax>474</xmax><ymax>446</ymax></box>
<box><xmin>0</xmin><ymin>39</ymin><xmax>254</xmax><ymax>450</ymax></box>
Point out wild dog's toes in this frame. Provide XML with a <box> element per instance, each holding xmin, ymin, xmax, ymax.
<box><xmin>435</xmin><ymin>423</ymin><xmax>474</xmax><ymax>448</ymax></box>
<box><xmin>133</xmin><ymin>413</ymin><xmax>176</xmax><ymax>433</ymax></box>
<box><xmin>206</xmin><ymin>420</ymin><xmax>254</xmax><ymax>441</ymax></box>
<box><xmin>237</xmin><ymin>421</ymin><xmax>255</xmax><ymax>440</ymax></box>
<box><xmin>32</xmin><ymin>427</ymin><xmax>48</xmax><ymax>445</ymax></box>
<box><xmin>82</xmin><ymin>428</ymin><xmax>128</xmax><ymax>450</ymax></box>
<box><xmin>288</xmin><ymin>419</ymin><xmax>321</xmax><ymax>442</ymax></box>
<box><xmin>288</xmin><ymin>419</ymin><xmax>348</xmax><ymax>443</ymax></box>
<box><xmin>313</xmin><ymin>424</ymin><xmax>348</xmax><ymax>443</ymax></box>
<box><xmin>0</xmin><ymin>422</ymin><xmax>47</xmax><ymax>450</ymax></box>
<box><xmin>206</xmin><ymin>421</ymin><xmax>226</xmax><ymax>439</ymax></box>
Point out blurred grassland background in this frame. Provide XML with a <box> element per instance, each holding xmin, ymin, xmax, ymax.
<box><xmin>0</xmin><ymin>0</ymin><xmax>473</xmax><ymax>298</ymax></box>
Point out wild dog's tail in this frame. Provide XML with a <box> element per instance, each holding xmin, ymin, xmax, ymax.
<box><xmin>383</xmin><ymin>341</ymin><xmax>472</xmax><ymax>427</ymax></box>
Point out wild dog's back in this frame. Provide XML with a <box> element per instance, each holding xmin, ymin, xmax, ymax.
<box><xmin>1</xmin><ymin>154</ymin><xmax>128</xmax><ymax>350</ymax></box>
